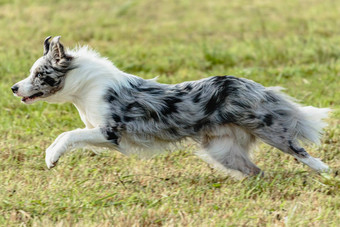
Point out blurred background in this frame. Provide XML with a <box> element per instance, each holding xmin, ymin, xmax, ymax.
<box><xmin>1</xmin><ymin>0</ymin><xmax>340</xmax><ymax>94</ymax></box>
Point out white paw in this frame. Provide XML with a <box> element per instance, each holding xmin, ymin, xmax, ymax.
<box><xmin>315</xmin><ymin>160</ymin><xmax>331</xmax><ymax>173</ymax></box>
<box><xmin>45</xmin><ymin>145</ymin><xmax>62</xmax><ymax>169</ymax></box>
<box><xmin>295</xmin><ymin>155</ymin><xmax>331</xmax><ymax>173</ymax></box>
<box><xmin>45</xmin><ymin>132</ymin><xmax>70</xmax><ymax>169</ymax></box>
<box><xmin>308</xmin><ymin>158</ymin><xmax>330</xmax><ymax>173</ymax></box>
<box><xmin>45</xmin><ymin>152</ymin><xmax>58</xmax><ymax>169</ymax></box>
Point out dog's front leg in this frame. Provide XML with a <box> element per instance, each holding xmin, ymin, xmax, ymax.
<box><xmin>45</xmin><ymin>127</ymin><xmax>112</xmax><ymax>168</ymax></box>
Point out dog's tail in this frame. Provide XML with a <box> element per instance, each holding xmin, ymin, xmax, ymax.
<box><xmin>268</xmin><ymin>87</ymin><xmax>331</xmax><ymax>145</ymax></box>
<box><xmin>295</xmin><ymin>106</ymin><xmax>331</xmax><ymax>145</ymax></box>
<box><xmin>263</xmin><ymin>87</ymin><xmax>330</xmax><ymax>145</ymax></box>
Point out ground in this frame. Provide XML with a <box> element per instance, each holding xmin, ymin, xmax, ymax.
<box><xmin>0</xmin><ymin>0</ymin><xmax>339</xmax><ymax>226</ymax></box>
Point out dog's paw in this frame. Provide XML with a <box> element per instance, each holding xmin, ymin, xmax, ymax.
<box><xmin>45</xmin><ymin>149</ymin><xmax>60</xmax><ymax>169</ymax></box>
<box><xmin>45</xmin><ymin>132</ymin><xmax>72</xmax><ymax>169</ymax></box>
<box><xmin>45</xmin><ymin>143</ymin><xmax>65</xmax><ymax>169</ymax></box>
<box><xmin>45</xmin><ymin>156</ymin><xmax>58</xmax><ymax>169</ymax></box>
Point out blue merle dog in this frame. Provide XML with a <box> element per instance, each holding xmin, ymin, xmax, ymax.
<box><xmin>11</xmin><ymin>36</ymin><xmax>331</xmax><ymax>177</ymax></box>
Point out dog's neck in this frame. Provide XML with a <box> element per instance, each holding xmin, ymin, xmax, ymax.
<box><xmin>45</xmin><ymin>47</ymin><xmax>137</xmax><ymax>102</ymax></box>
<box><xmin>43</xmin><ymin>47</ymin><xmax>138</xmax><ymax>127</ymax></box>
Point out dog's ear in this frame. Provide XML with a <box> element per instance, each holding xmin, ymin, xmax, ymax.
<box><xmin>49</xmin><ymin>36</ymin><xmax>70</xmax><ymax>64</ymax></box>
<box><xmin>43</xmin><ymin>36</ymin><xmax>52</xmax><ymax>55</ymax></box>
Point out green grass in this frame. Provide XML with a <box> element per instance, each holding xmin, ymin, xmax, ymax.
<box><xmin>1</xmin><ymin>0</ymin><xmax>340</xmax><ymax>226</ymax></box>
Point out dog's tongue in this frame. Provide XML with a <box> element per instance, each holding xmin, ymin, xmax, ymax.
<box><xmin>22</xmin><ymin>97</ymin><xmax>30</xmax><ymax>102</ymax></box>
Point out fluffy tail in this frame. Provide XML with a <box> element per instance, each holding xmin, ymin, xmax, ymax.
<box><xmin>266</xmin><ymin>87</ymin><xmax>331</xmax><ymax>145</ymax></box>
<box><xmin>296</xmin><ymin>106</ymin><xmax>331</xmax><ymax>145</ymax></box>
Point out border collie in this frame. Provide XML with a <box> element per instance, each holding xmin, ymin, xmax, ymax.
<box><xmin>11</xmin><ymin>36</ymin><xmax>331</xmax><ymax>177</ymax></box>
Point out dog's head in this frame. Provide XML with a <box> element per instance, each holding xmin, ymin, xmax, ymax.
<box><xmin>11</xmin><ymin>36</ymin><xmax>73</xmax><ymax>104</ymax></box>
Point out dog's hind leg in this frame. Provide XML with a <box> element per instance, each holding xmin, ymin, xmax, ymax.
<box><xmin>45</xmin><ymin>127</ymin><xmax>116</xmax><ymax>168</ymax></box>
<box><xmin>289</xmin><ymin>142</ymin><xmax>330</xmax><ymax>172</ymax></box>
<box><xmin>198</xmin><ymin>133</ymin><xmax>262</xmax><ymax>177</ymax></box>
<box><xmin>247</xmin><ymin>95</ymin><xmax>330</xmax><ymax>173</ymax></box>
<box><xmin>253</xmin><ymin>129</ymin><xmax>330</xmax><ymax>173</ymax></box>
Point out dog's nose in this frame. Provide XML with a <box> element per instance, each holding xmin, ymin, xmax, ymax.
<box><xmin>11</xmin><ymin>85</ymin><xmax>19</xmax><ymax>93</ymax></box>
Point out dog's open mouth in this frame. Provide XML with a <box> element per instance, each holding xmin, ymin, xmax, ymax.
<box><xmin>22</xmin><ymin>92</ymin><xmax>44</xmax><ymax>103</ymax></box>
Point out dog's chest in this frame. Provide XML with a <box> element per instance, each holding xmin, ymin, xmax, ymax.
<box><xmin>79</xmin><ymin>111</ymin><xmax>95</xmax><ymax>128</ymax></box>
<box><xmin>74</xmin><ymin>104</ymin><xmax>103</xmax><ymax>129</ymax></box>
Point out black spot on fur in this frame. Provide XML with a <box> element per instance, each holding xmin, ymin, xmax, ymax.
<box><xmin>216</xmin><ymin>109</ymin><xmax>237</xmax><ymax>124</ymax></box>
<box><xmin>106</xmin><ymin>89</ymin><xmax>118</xmax><ymax>103</ymax></box>
<box><xmin>204</xmin><ymin>76</ymin><xmax>238</xmax><ymax>115</ymax></box>
<box><xmin>124</xmin><ymin>116</ymin><xmax>133</xmax><ymax>122</ymax></box>
<box><xmin>43</xmin><ymin>76</ymin><xmax>57</xmax><ymax>86</ymax></box>
<box><xmin>167</xmin><ymin>127</ymin><xmax>179</xmax><ymax>136</ymax></box>
<box><xmin>128</xmin><ymin>81</ymin><xmax>140</xmax><ymax>89</ymax></box>
<box><xmin>211</xmin><ymin>75</ymin><xmax>228</xmax><ymax>84</ymax></box>
<box><xmin>194</xmin><ymin>118</ymin><xmax>210</xmax><ymax>132</ymax></box>
<box><xmin>283</xmin><ymin>128</ymin><xmax>288</xmax><ymax>132</ymax></box>
<box><xmin>138</xmin><ymin>86</ymin><xmax>164</xmax><ymax>95</ymax></box>
<box><xmin>184</xmin><ymin>84</ymin><xmax>193</xmax><ymax>91</ymax></box>
<box><xmin>103</xmin><ymin>127</ymin><xmax>120</xmax><ymax>145</ymax></box>
<box><xmin>149</xmin><ymin>110</ymin><xmax>160</xmax><ymax>121</ymax></box>
<box><xmin>161</xmin><ymin>97</ymin><xmax>181</xmax><ymax>115</ymax></box>
<box><xmin>289</xmin><ymin>141</ymin><xmax>308</xmax><ymax>157</ymax></box>
<box><xmin>112</xmin><ymin>114</ymin><xmax>121</xmax><ymax>123</ymax></box>
<box><xmin>263</xmin><ymin>114</ymin><xmax>273</xmax><ymax>126</ymax></box>
<box><xmin>192</xmin><ymin>93</ymin><xmax>201</xmax><ymax>103</ymax></box>
<box><xmin>204</xmin><ymin>97</ymin><xmax>218</xmax><ymax>115</ymax></box>
<box><xmin>248</xmin><ymin>114</ymin><xmax>256</xmax><ymax>119</ymax></box>
<box><xmin>107</xmin><ymin>95</ymin><xmax>115</xmax><ymax>103</ymax></box>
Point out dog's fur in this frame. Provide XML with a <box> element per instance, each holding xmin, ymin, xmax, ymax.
<box><xmin>12</xmin><ymin>36</ymin><xmax>331</xmax><ymax>176</ymax></box>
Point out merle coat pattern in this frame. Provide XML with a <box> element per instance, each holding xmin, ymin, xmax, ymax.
<box><xmin>12</xmin><ymin>36</ymin><xmax>331</xmax><ymax>177</ymax></box>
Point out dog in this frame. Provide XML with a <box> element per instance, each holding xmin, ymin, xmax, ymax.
<box><xmin>12</xmin><ymin>36</ymin><xmax>331</xmax><ymax>177</ymax></box>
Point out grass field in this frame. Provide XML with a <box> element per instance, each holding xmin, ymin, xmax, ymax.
<box><xmin>1</xmin><ymin>0</ymin><xmax>340</xmax><ymax>226</ymax></box>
